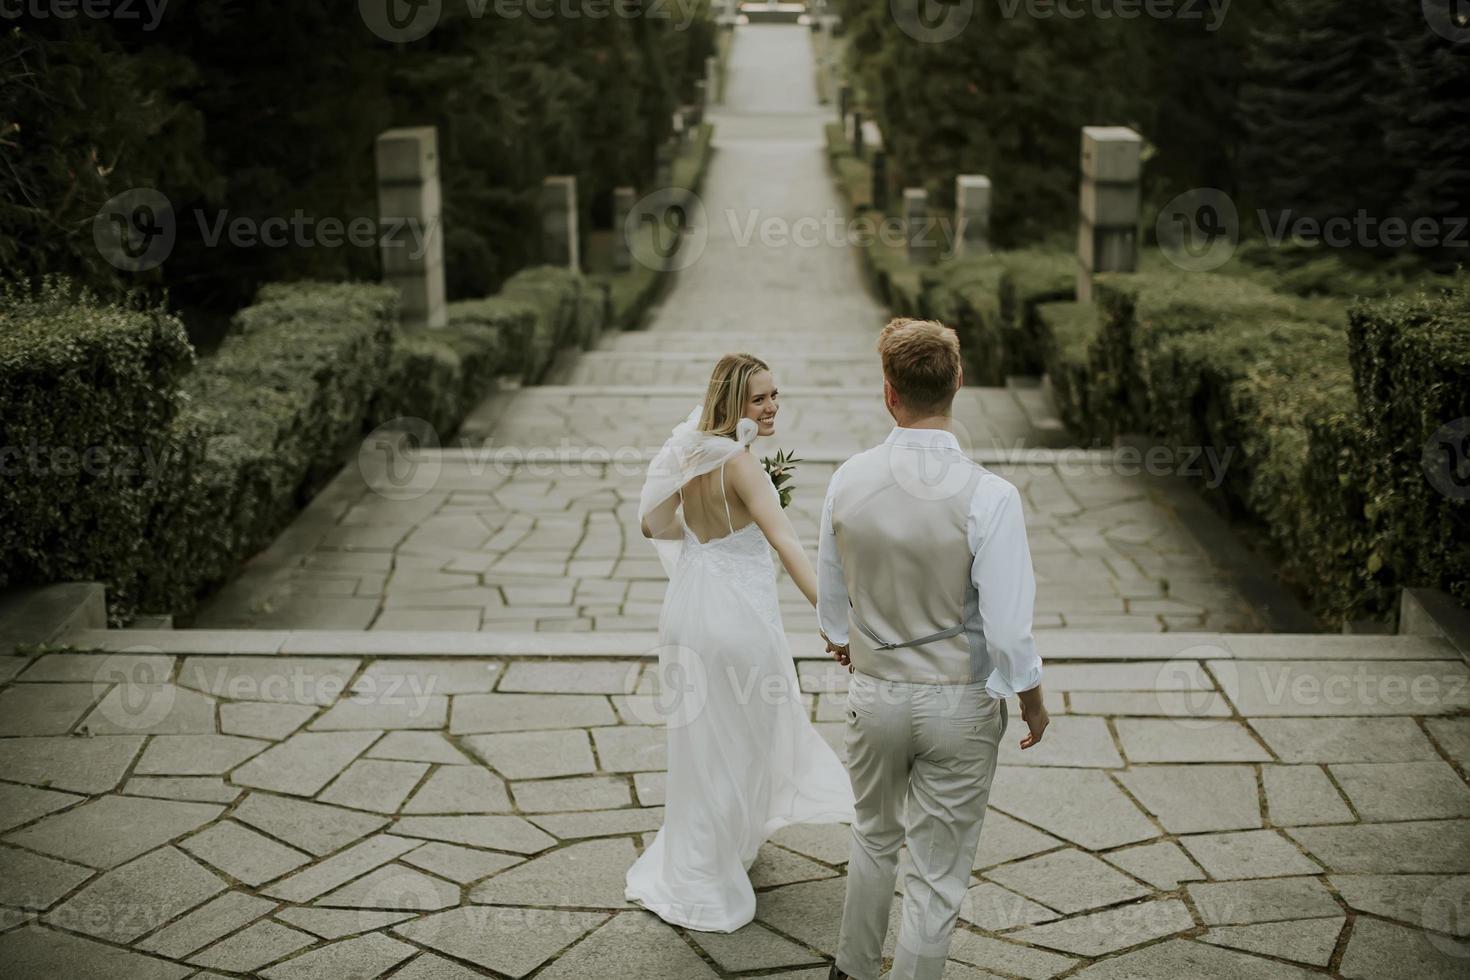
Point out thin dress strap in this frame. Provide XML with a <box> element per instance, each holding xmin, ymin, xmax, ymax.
<box><xmin>719</xmin><ymin>460</ymin><xmax>734</xmax><ymax>535</ymax></box>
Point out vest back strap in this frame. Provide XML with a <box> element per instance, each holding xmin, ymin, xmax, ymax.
<box><xmin>852</xmin><ymin>612</ymin><xmax>966</xmax><ymax>651</ymax></box>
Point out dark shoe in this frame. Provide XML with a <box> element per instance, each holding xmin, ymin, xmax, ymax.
<box><xmin>828</xmin><ymin>966</ymin><xmax>851</xmax><ymax>980</ymax></box>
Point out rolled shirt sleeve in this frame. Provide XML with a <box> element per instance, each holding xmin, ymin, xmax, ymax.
<box><xmin>971</xmin><ymin>480</ymin><xmax>1043</xmax><ymax>699</ymax></box>
<box><xmin>816</xmin><ymin>467</ymin><xmax>851</xmax><ymax>647</ymax></box>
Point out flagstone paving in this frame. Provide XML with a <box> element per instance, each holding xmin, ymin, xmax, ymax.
<box><xmin>0</xmin><ymin>641</ymin><xmax>1466</xmax><ymax>977</ymax></box>
<box><xmin>5</xmin><ymin>22</ymin><xmax>1469</xmax><ymax>980</ymax></box>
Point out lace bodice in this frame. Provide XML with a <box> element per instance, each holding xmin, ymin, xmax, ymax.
<box><xmin>678</xmin><ymin>522</ymin><xmax>781</xmax><ymax>627</ymax></box>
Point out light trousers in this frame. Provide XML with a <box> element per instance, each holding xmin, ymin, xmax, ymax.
<box><xmin>834</xmin><ymin>671</ymin><xmax>1006</xmax><ymax>980</ymax></box>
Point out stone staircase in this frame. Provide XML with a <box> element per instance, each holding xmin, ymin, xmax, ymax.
<box><xmin>3</xmin><ymin>22</ymin><xmax>1468</xmax><ymax>980</ymax></box>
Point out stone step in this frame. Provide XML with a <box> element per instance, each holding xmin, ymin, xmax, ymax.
<box><xmin>552</xmin><ymin>350</ymin><xmax>884</xmax><ymax>388</ymax></box>
<box><xmin>470</xmin><ymin>385</ymin><xmax>1059</xmax><ymax>455</ymax></box>
<box><xmin>0</xmin><ymin>582</ymin><xmax>107</xmax><ymax>652</ymax></box>
<box><xmin>601</xmin><ymin>331</ymin><xmax>880</xmax><ymax>355</ymax></box>
<box><xmin>55</xmin><ymin>628</ymin><xmax>1463</xmax><ymax>662</ymax></box>
<box><xmin>425</xmin><ymin>445</ymin><xmax>1120</xmax><ymax>467</ymax></box>
<box><xmin>1007</xmin><ymin>375</ymin><xmax>1070</xmax><ymax>447</ymax></box>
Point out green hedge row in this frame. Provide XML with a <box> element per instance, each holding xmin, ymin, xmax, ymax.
<box><xmin>820</xmin><ymin>105</ymin><xmax>1466</xmax><ymax>619</ymax></box>
<box><xmin>142</xmin><ymin>282</ymin><xmax>400</xmax><ymax>617</ymax></box>
<box><xmin>4</xmin><ymin>102</ymin><xmax>721</xmax><ymax>624</ymax></box>
<box><xmin>1031</xmin><ymin>300</ymin><xmax>1099</xmax><ymax>435</ymax></box>
<box><xmin>0</xmin><ymin>269</ymin><xmax>610</xmax><ymax>622</ymax></box>
<box><xmin>1348</xmin><ymin>289</ymin><xmax>1470</xmax><ymax>610</ymax></box>
<box><xmin>1079</xmin><ymin>268</ymin><xmax>1468</xmax><ymax>618</ymax></box>
<box><xmin>0</xmin><ymin>280</ymin><xmax>194</xmax><ymax>613</ymax></box>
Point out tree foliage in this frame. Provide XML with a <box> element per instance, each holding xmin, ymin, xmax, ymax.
<box><xmin>838</xmin><ymin>0</ymin><xmax>1464</xmax><ymax>261</ymax></box>
<box><xmin>0</xmin><ymin>3</ymin><xmax>714</xmax><ymax>324</ymax></box>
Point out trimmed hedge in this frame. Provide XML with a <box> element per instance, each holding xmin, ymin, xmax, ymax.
<box><xmin>1</xmin><ymin>267</ymin><xmax>619</xmax><ymax>622</ymax></box>
<box><xmin>374</xmin><ymin>296</ymin><xmax>540</xmax><ymax>434</ymax></box>
<box><xmin>920</xmin><ymin>257</ymin><xmax>1007</xmax><ymax>385</ymax></box>
<box><xmin>0</xmin><ymin>280</ymin><xmax>194</xmax><ymax>615</ymax></box>
<box><xmin>1032</xmin><ymin>300</ymin><xmax>1100</xmax><ymax>435</ymax></box>
<box><xmin>1076</xmin><ymin>266</ymin><xmax>1470</xmax><ymax>619</ymax></box>
<box><xmin>498</xmin><ymin>267</ymin><xmax>605</xmax><ymax>382</ymax></box>
<box><xmin>140</xmin><ymin>282</ymin><xmax>400</xmax><ymax>616</ymax></box>
<box><xmin>1349</xmin><ymin>286</ymin><xmax>1470</xmax><ymax>609</ymax></box>
<box><xmin>996</xmin><ymin>249</ymin><xmax>1077</xmax><ymax>375</ymax></box>
<box><xmin>1089</xmin><ymin>271</ymin><xmax>1341</xmax><ymax>445</ymax></box>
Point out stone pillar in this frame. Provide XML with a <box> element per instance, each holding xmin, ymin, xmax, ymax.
<box><xmin>904</xmin><ymin>187</ymin><xmax>934</xmax><ymax>265</ymax></box>
<box><xmin>705</xmin><ymin>55</ymin><xmax>720</xmax><ymax>105</ymax></box>
<box><xmin>1077</xmin><ymin>126</ymin><xmax>1142</xmax><ymax>302</ymax></box>
<box><xmin>870</xmin><ymin>150</ymin><xmax>887</xmax><ymax>212</ymax></box>
<box><xmin>954</xmin><ymin>175</ymin><xmax>992</xmax><ymax>257</ymax></box>
<box><xmin>852</xmin><ymin>110</ymin><xmax>865</xmax><ymax>159</ymax></box>
<box><xmin>376</xmin><ymin>126</ymin><xmax>446</xmax><ymax>331</ymax></box>
<box><xmin>612</xmin><ymin>186</ymin><xmax>635</xmax><ymax>273</ymax></box>
<box><xmin>837</xmin><ymin>83</ymin><xmax>851</xmax><ymax>125</ymax></box>
<box><xmin>540</xmin><ymin>175</ymin><xmax>579</xmax><ymax>271</ymax></box>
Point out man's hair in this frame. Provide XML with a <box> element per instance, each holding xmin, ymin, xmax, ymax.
<box><xmin>876</xmin><ymin>317</ymin><xmax>961</xmax><ymax>414</ymax></box>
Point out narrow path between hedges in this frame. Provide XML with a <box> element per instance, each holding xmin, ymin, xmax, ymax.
<box><xmin>191</xmin><ymin>23</ymin><xmax>1263</xmax><ymax>637</ymax></box>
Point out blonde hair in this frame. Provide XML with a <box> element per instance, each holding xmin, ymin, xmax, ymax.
<box><xmin>877</xmin><ymin>317</ymin><xmax>961</xmax><ymax>413</ymax></box>
<box><xmin>699</xmin><ymin>352</ymin><xmax>770</xmax><ymax>437</ymax></box>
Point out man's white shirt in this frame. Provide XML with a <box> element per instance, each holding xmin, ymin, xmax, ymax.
<box><xmin>816</xmin><ymin>426</ymin><xmax>1043</xmax><ymax>700</ymax></box>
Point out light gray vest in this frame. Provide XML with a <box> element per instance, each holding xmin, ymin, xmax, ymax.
<box><xmin>831</xmin><ymin>442</ymin><xmax>993</xmax><ymax>685</ymax></box>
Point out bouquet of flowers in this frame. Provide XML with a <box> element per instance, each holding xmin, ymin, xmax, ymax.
<box><xmin>761</xmin><ymin>449</ymin><xmax>802</xmax><ymax>509</ymax></box>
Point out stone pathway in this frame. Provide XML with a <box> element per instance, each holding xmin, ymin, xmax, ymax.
<box><xmin>3</xmin><ymin>22</ymin><xmax>1469</xmax><ymax>980</ymax></box>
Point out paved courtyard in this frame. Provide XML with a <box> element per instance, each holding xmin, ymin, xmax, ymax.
<box><xmin>2</xmin><ymin>21</ymin><xmax>1468</xmax><ymax>980</ymax></box>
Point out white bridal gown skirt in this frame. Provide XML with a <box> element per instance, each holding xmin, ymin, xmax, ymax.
<box><xmin>625</xmin><ymin>527</ymin><xmax>856</xmax><ymax>932</ymax></box>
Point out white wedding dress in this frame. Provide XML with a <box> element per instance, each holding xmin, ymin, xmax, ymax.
<box><xmin>624</xmin><ymin>413</ymin><xmax>855</xmax><ymax>933</ymax></box>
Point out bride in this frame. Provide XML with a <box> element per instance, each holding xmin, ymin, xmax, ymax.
<box><xmin>624</xmin><ymin>352</ymin><xmax>856</xmax><ymax>933</ymax></box>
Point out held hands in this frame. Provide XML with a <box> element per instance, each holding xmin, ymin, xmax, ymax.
<box><xmin>819</xmin><ymin>629</ymin><xmax>852</xmax><ymax>672</ymax></box>
<box><xmin>1016</xmin><ymin>686</ymin><xmax>1049</xmax><ymax>750</ymax></box>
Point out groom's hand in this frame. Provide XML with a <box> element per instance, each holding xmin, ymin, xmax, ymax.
<box><xmin>1016</xmin><ymin>686</ymin><xmax>1049</xmax><ymax>750</ymax></box>
<box><xmin>820</xmin><ymin>630</ymin><xmax>852</xmax><ymax>670</ymax></box>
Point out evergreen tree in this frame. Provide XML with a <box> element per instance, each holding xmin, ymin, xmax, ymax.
<box><xmin>1238</xmin><ymin>0</ymin><xmax>1404</xmax><ymax>235</ymax></box>
<box><xmin>1381</xmin><ymin>0</ymin><xmax>1470</xmax><ymax>266</ymax></box>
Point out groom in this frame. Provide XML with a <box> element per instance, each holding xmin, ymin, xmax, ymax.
<box><xmin>817</xmin><ymin>318</ymin><xmax>1049</xmax><ymax>980</ymax></box>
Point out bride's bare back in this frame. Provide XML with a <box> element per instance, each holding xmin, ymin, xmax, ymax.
<box><xmin>680</xmin><ymin>459</ymin><xmax>756</xmax><ymax>544</ymax></box>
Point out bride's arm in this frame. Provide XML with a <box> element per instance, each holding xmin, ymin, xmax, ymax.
<box><xmin>640</xmin><ymin>493</ymin><xmax>683</xmax><ymax>540</ymax></box>
<box><xmin>727</xmin><ymin>452</ymin><xmax>819</xmax><ymax>607</ymax></box>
